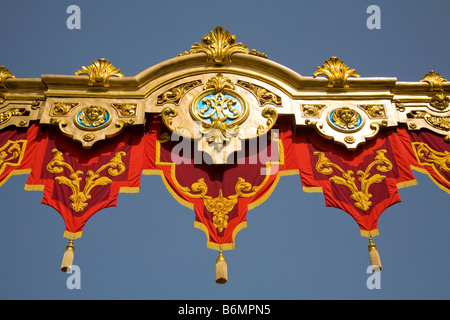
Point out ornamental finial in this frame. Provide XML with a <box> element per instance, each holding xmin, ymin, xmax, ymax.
<box><xmin>0</xmin><ymin>66</ymin><xmax>15</xmax><ymax>88</ymax></box>
<box><xmin>178</xmin><ymin>26</ymin><xmax>267</xmax><ymax>63</ymax></box>
<box><xmin>313</xmin><ymin>57</ymin><xmax>360</xmax><ymax>88</ymax></box>
<box><xmin>421</xmin><ymin>70</ymin><xmax>447</xmax><ymax>92</ymax></box>
<box><xmin>75</xmin><ymin>58</ymin><xmax>124</xmax><ymax>87</ymax></box>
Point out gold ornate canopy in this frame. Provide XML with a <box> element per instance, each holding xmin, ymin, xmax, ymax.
<box><xmin>1</xmin><ymin>26</ymin><xmax>448</xmax><ymax>151</ymax></box>
<box><xmin>0</xmin><ymin>26</ymin><xmax>449</xmax><ymax>283</ymax></box>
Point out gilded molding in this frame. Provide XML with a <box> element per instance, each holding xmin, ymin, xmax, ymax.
<box><xmin>0</xmin><ymin>66</ymin><xmax>15</xmax><ymax>88</ymax></box>
<box><xmin>313</xmin><ymin>57</ymin><xmax>360</xmax><ymax>88</ymax></box>
<box><xmin>75</xmin><ymin>58</ymin><xmax>124</xmax><ymax>87</ymax></box>
<box><xmin>178</xmin><ymin>26</ymin><xmax>267</xmax><ymax>63</ymax></box>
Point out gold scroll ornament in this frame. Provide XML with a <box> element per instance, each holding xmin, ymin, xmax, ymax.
<box><xmin>0</xmin><ymin>140</ymin><xmax>27</xmax><ymax>175</ymax></box>
<box><xmin>178</xmin><ymin>177</ymin><xmax>261</xmax><ymax>232</ymax></box>
<box><xmin>313</xmin><ymin>149</ymin><xmax>393</xmax><ymax>211</ymax></box>
<box><xmin>412</xmin><ymin>142</ymin><xmax>450</xmax><ymax>184</ymax></box>
<box><xmin>46</xmin><ymin>149</ymin><xmax>126</xmax><ymax>212</ymax></box>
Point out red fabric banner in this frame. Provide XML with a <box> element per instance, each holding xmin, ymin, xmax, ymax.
<box><xmin>25</xmin><ymin>127</ymin><xmax>144</xmax><ymax>239</ymax></box>
<box><xmin>143</xmin><ymin>115</ymin><xmax>297</xmax><ymax>250</ymax></box>
<box><xmin>293</xmin><ymin>127</ymin><xmax>417</xmax><ymax>237</ymax></box>
<box><xmin>0</xmin><ymin>122</ymin><xmax>40</xmax><ymax>187</ymax></box>
<box><xmin>407</xmin><ymin>129</ymin><xmax>450</xmax><ymax>193</ymax></box>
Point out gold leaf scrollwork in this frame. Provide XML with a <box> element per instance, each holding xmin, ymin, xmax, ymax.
<box><xmin>412</xmin><ymin>142</ymin><xmax>450</xmax><ymax>174</ymax></box>
<box><xmin>50</xmin><ymin>102</ymin><xmax>80</xmax><ymax>116</ymax></box>
<box><xmin>161</xmin><ymin>107</ymin><xmax>178</xmax><ymax>128</ymax></box>
<box><xmin>257</xmin><ymin>107</ymin><xmax>278</xmax><ymax>135</ymax></box>
<box><xmin>313</xmin><ymin>57</ymin><xmax>360</xmax><ymax>88</ymax></box>
<box><xmin>237</xmin><ymin>81</ymin><xmax>282</xmax><ymax>106</ymax></box>
<box><xmin>0</xmin><ymin>108</ymin><xmax>27</xmax><ymax>125</ymax></box>
<box><xmin>112</xmin><ymin>103</ymin><xmax>137</xmax><ymax>117</ymax></box>
<box><xmin>302</xmin><ymin>104</ymin><xmax>327</xmax><ymax>118</ymax></box>
<box><xmin>157</xmin><ymin>81</ymin><xmax>202</xmax><ymax>105</ymax></box>
<box><xmin>46</xmin><ymin>149</ymin><xmax>127</xmax><ymax>212</ymax></box>
<box><xmin>421</xmin><ymin>70</ymin><xmax>447</xmax><ymax>92</ymax></box>
<box><xmin>179</xmin><ymin>26</ymin><xmax>266</xmax><ymax>63</ymax></box>
<box><xmin>358</xmin><ymin>105</ymin><xmax>386</xmax><ymax>118</ymax></box>
<box><xmin>0</xmin><ymin>66</ymin><xmax>15</xmax><ymax>88</ymax></box>
<box><xmin>75</xmin><ymin>58</ymin><xmax>124</xmax><ymax>87</ymax></box>
<box><xmin>410</xmin><ymin>111</ymin><xmax>450</xmax><ymax>131</ymax></box>
<box><xmin>313</xmin><ymin>149</ymin><xmax>393</xmax><ymax>211</ymax></box>
<box><xmin>0</xmin><ymin>140</ymin><xmax>26</xmax><ymax>175</ymax></box>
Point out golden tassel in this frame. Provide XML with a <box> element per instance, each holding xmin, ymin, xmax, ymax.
<box><xmin>368</xmin><ymin>237</ymin><xmax>382</xmax><ymax>271</ymax></box>
<box><xmin>215</xmin><ymin>249</ymin><xmax>228</xmax><ymax>284</ymax></box>
<box><xmin>61</xmin><ymin>239</ymin><xmax>74</xmax><ymax>272</ymax></box>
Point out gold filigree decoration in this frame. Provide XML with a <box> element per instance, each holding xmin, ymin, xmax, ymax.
<box><xmin>430</xmin><ymin>93</ymin><xmax>450</xmax><ymax>111</ymax></box>
<box><xmin>179</xmin><ymin>177</ymin><xmax>261</xmax><ymax>232</ymax></box>
<box><xmin>331</xmin><ymin>107</ymin><xmax>361</xmax><ymax>130</ymax></box>
<box><xmin>0</xmin><ymin>108</ymin><xmax>27</xmax><ymax>125</ymax></box>
<box><xmin>412</xmin><ymin>142</ymin><xmax>450</xmax><ymax>175</ymax></box>
<box><xmin>410</xmin><ymin>111</ymin><xmax>450</xmax><ymax>131</ymax></box>
<box><xmin>313</xmin><ymin>57</ymin><xmax>360</xmax><ymax>88</ymax></box>
<box><xmin>190</xmin><ymin>74</ymin><xmax>249</xmax><ymax>151</ymax></box>
<box><xmin>313</xmin><ymin>149</ymin><xmax>393</xmax><ymax>211</ymax></box>
<box><xmin>46</xmin><ymin>149</ymin><xmax>126</xmax><ymax>212</ymax></box>
<box><xmin>157</xmin><ymin>80</ymin><xmax>202</xmax><ymax>105</ymax></box>
<box><xmin>0</xmin><ymin>140</ymin><xmax>26</xmax><ymax>175</ymax></box>
<box><xmin>257</xmin><ymin>107</ymin><xmax>278</xmax><ymax>135</ymax></box>
<box><xmin>421</xmin><ymin>70</ymin><xmax>447</xmax><ymax>92</ymax></box>
<box><xmin>358</xmin><ymin>105</ymin><xmax>386</xmax><ymax>118</ymax></box>
<box><xmin>50</xmin><ymin>102</ymin><xmax>79</xmax><ymax>116</ymax></box>
<box><xmin>178</xmin><ymin>26</ymin><xmax>267</xmax><ymax>63</ymax></box>
<box><xmin>75</xmin><ymin>58</ymin><xmax>124</xmax><ymax>87</ymax></box>
<box><xmin>237</xmin><ymin>81</ymin><xmax>282</xmax><ymax>106</ymax></box>
<box><xmin>199</xmin><ymin>93</ymin><xmax>240</xmax><ymax>149</ymax></box>
<box><xmin>112</xmin><ymin>103</ymin><xmax>137</xmax><ymax>117</ymax></box>
<box><xmin>0</xmin><ymin>66</ymin><xmax>15</xmax><ymax>88</ymax></box>
<box><xmin>161</xmin><ymin>107</ymin><xmax>178</xmax><ymax>128</ymax></box>
<box><xmin>302</xmin><ymin>104</ymin><xmax>327</xmax><ymax>118</ymax></box>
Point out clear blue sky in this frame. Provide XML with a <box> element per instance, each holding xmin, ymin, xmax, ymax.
<box><xmin>0</xmin><ymin>0</ymin><xmax>449</xmax><ymax>300</ymax></box>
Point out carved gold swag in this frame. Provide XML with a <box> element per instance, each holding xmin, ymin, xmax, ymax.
<box><xmin>313</xmin><ymin>149</ymin><xmax>393</xmax><ymax>211</ymax></box>
<box><xmin>46</xmin><ymin>149</ymin><xmax>127</xmax><ymax>212</ymax></box>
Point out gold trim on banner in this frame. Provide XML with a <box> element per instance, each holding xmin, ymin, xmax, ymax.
<box><xmin>142</xmin><ymin>129</ymin><xmax>294</xmax><ymax>250</ymax></box>
<box><xmin>411</xmin><ymin>142</ymin><xmax>450</xmax><ymax>193</ymax></box>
